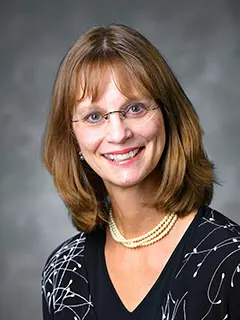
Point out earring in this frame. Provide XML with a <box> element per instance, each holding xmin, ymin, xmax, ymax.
<box><xmin>79</xmin><ymin>151</ymin><xmax>84</xmax><ymax>161</ymax></box>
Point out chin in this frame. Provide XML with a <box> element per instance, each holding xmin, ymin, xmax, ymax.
<box><xmin>104</xmin><ymin>172</ymin><xmax>148</xmax><ymax>189</ymax></box>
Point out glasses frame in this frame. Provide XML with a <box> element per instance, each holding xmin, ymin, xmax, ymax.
<box><xmin>71</xmin><ymin>105</ymin><xmax>160</xmax><ymax>124</ymax></box>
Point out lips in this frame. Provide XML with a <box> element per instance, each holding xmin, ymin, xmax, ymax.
<box><xmin>103</xmin><ymin>147</ymin><xmax>143</xmax><ymax>162</ymax></box>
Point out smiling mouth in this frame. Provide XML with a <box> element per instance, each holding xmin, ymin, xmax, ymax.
<box><xmin>103</xmin><ymin>147</ymin><xmax>144</xmax><ymax>162</ymax></box>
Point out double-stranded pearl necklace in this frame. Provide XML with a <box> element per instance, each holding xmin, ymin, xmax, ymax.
<box><xmin>108</xmin><ymin>208</ymin><xmax>178</xmax><ymax>248</ymax></box>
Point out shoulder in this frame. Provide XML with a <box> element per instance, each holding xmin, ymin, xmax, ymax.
<box><xmin>198</xmin><ymin>205</ymin><xmax>240</xmax><ymax>239</ymax></box>
<box><xmin>42</xmin><ymin>231</ymin><xmax>87</xmax><ymax>285</ymax></box>
<box><xmin>41</xmin><ymin>232</ymin><xmax>93</xmax><ymax>316</ymax></box>
<box><xmin>182</xmin><ymin>205</ymin><xmax>240</xmax><ymax>283</ymax></box>
<box><xmin>170</xmin><ymin>206</ymin><xmax>240</xmax><ymax>318</ymax></box>
<box><xmin>42</xmin><ymin>232</ymin><xmax>87</xmax><ymax>270</ymax></box>
<box><xmin>190</xmin><ymin>206</ymin><xmax>240</xmax><ymax>263</ymax></box>
<box><xmin>175</xmin><ymin>206</ymin><xmax>240</xmax><ymax>281</ymax></box>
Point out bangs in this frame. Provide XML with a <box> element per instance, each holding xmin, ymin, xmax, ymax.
<box><xmin>75</xmin><ymin>55</ymin><xmax>153</xmax><ymax>106</ymax></box>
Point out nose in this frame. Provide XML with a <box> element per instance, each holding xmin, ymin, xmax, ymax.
<box><xmin>104</xmin><ymin>113</ymin><xmax>133</xmax><ymax>144</ymax></box>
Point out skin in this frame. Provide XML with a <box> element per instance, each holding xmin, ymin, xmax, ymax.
<box><xmin>72</xmin><ymin>74</ymin><xmax>196</xmax><ymax>312</ymax></box>
<box><xmin>73</xmin><ymin>74</ymin><xmax>168</xmax><ymax>238</ymax></box>
<box><xmin>73</xmin><ymin>76</ymin><xmax>166</xmax><ymax>190</ymax></box>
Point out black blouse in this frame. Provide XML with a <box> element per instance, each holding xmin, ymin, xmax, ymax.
<box><xmin>42</xmin><ymin>206</ymin><xmax>240</xmax><ymax>319</ymax></box>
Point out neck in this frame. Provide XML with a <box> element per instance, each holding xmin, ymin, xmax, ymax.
<box><xmin>105</xmin><ymin>179</ymin><xmax>166</xmax><ymax>239</ymax></box>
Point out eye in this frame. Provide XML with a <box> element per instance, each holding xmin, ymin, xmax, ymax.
<box><xmin>126</xmin><ymin>104</ymin><xmax>147</xmax><ymax>116</ymax></box>
<box><xmin>86</xmin><ymin>112</ymin><xmax>103</xmax><ymax>123</ymax></box>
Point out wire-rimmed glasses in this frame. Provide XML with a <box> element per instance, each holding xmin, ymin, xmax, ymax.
<box><xmin>71</xmin><ymin>101</ymin><xmax>161</xmax><ymax>132</ymax></box>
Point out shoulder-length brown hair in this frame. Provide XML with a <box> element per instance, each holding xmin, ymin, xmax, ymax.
<box><xmin>43</xmin><ymin>24</ymin><xmax>216</xmax><ymax>232</ymax></box>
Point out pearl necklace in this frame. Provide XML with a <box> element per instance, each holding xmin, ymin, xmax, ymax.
<box><xmin>108</xmin><ymin>208</ymin><xmax>178</xmax><ymax>248</ymax></box>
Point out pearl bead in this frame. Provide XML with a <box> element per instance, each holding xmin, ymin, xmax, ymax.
<box><xmin>108</xmin><ymin>208</ymin><xmax>178</xmax><ymax>248</ymax></box>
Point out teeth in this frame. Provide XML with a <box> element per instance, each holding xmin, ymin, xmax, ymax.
<box><xmin>104</xmin><ymin>148</ymin><xmax>140</xmax><ymax>162</ymax></box>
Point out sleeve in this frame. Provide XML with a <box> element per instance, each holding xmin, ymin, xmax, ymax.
<box><xmin>40</xmin><ymin>238</ymin><xmax>70</xmax><ymax>319</ymax></box>
<box><xmin>42</xmin><ymin>294</ymin><xmax>53</xmax><ymax>320</ymax></box>
<box><xmin>40</xmin><ymin>232</ymin><xmax>88</xmax><ymax>319</ymax></box>
<box><xmin>41</xmin><ymin>267</ymin><xmax>54</xmax><ymax>320</ymax></box>
<box><xmin>227</xmin><ymin>263</ymin><xmax>240</xmax><ymax>319</ymax></box>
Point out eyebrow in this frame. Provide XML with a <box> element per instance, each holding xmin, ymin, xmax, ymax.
<box><xmin>75</xmin><ymin>98</ymin><xmax>153</xmax><ymax>113</ymax></box>
<box><xmin>75</xmin><ymin>105</ymin><xmax>105</xmax><ymax>115</ymax></box>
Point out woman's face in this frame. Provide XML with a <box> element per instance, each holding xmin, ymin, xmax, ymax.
<box><xmin>72</xmin><ymin>75</ymin><xmax>166</xmax><ymax>190</ymax></box>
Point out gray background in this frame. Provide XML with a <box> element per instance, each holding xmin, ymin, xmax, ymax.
<box><xmin>0</xmin><ymin>0</ymin><xmax>239</xmax><ymax>318</ymax></box>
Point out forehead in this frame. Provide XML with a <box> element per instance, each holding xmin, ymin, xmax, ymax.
<box><xmin>77</xmin><ymin>76</ymin><xmax>148</xmax><ymax>109</ymax></box>
<box><xmin>74</xmin><ymin>61</ymin><xmax>152</xmax><ymax>109</ymax></box>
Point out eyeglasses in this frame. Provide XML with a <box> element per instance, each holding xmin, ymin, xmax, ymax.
<box><xmin>72</xmin><ymin>102</ymin><xmax>161</xmax><ymax>132</ymax></box>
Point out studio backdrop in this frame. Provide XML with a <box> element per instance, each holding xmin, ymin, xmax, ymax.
<box><xmin>0</xmin><ymin>0</ymin><xmax>239</xmax><ymax>319</ymax></box>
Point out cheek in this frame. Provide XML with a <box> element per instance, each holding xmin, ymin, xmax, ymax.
<box><xmin>153</xmin><ymin>115</ymin><xmax>165</xmax><ymax>140</ymax></box>
<box><xmin>137</xmin><ymin>116</ymin><xmax>165</xmax><ymax>143</ymax></box>
<box><xmin>74</xmin><ymin>128</ymin><xmax>103</xmax><ymax>153</ymax></box>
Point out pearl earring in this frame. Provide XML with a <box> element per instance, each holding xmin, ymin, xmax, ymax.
<box><xmin>79</xmin><ymin>151</ymin><xmax>84</xmax><ymax>161</ymax></box>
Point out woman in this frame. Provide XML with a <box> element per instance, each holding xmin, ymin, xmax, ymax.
<box><xmin>42</xmin><ymin>24</ymin><xmax>240</xmax><ymax>319</ymax></box>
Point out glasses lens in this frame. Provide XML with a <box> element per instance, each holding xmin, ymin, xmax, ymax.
<box><xmin>124</xmin><ymin>105</ymin><xmax>159</xmax><ymax>128</ymax></box>
<box><xmin>72</xmin><ymin>106</ymin><xmax>160</xmax><ymax>133</ymax></box>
